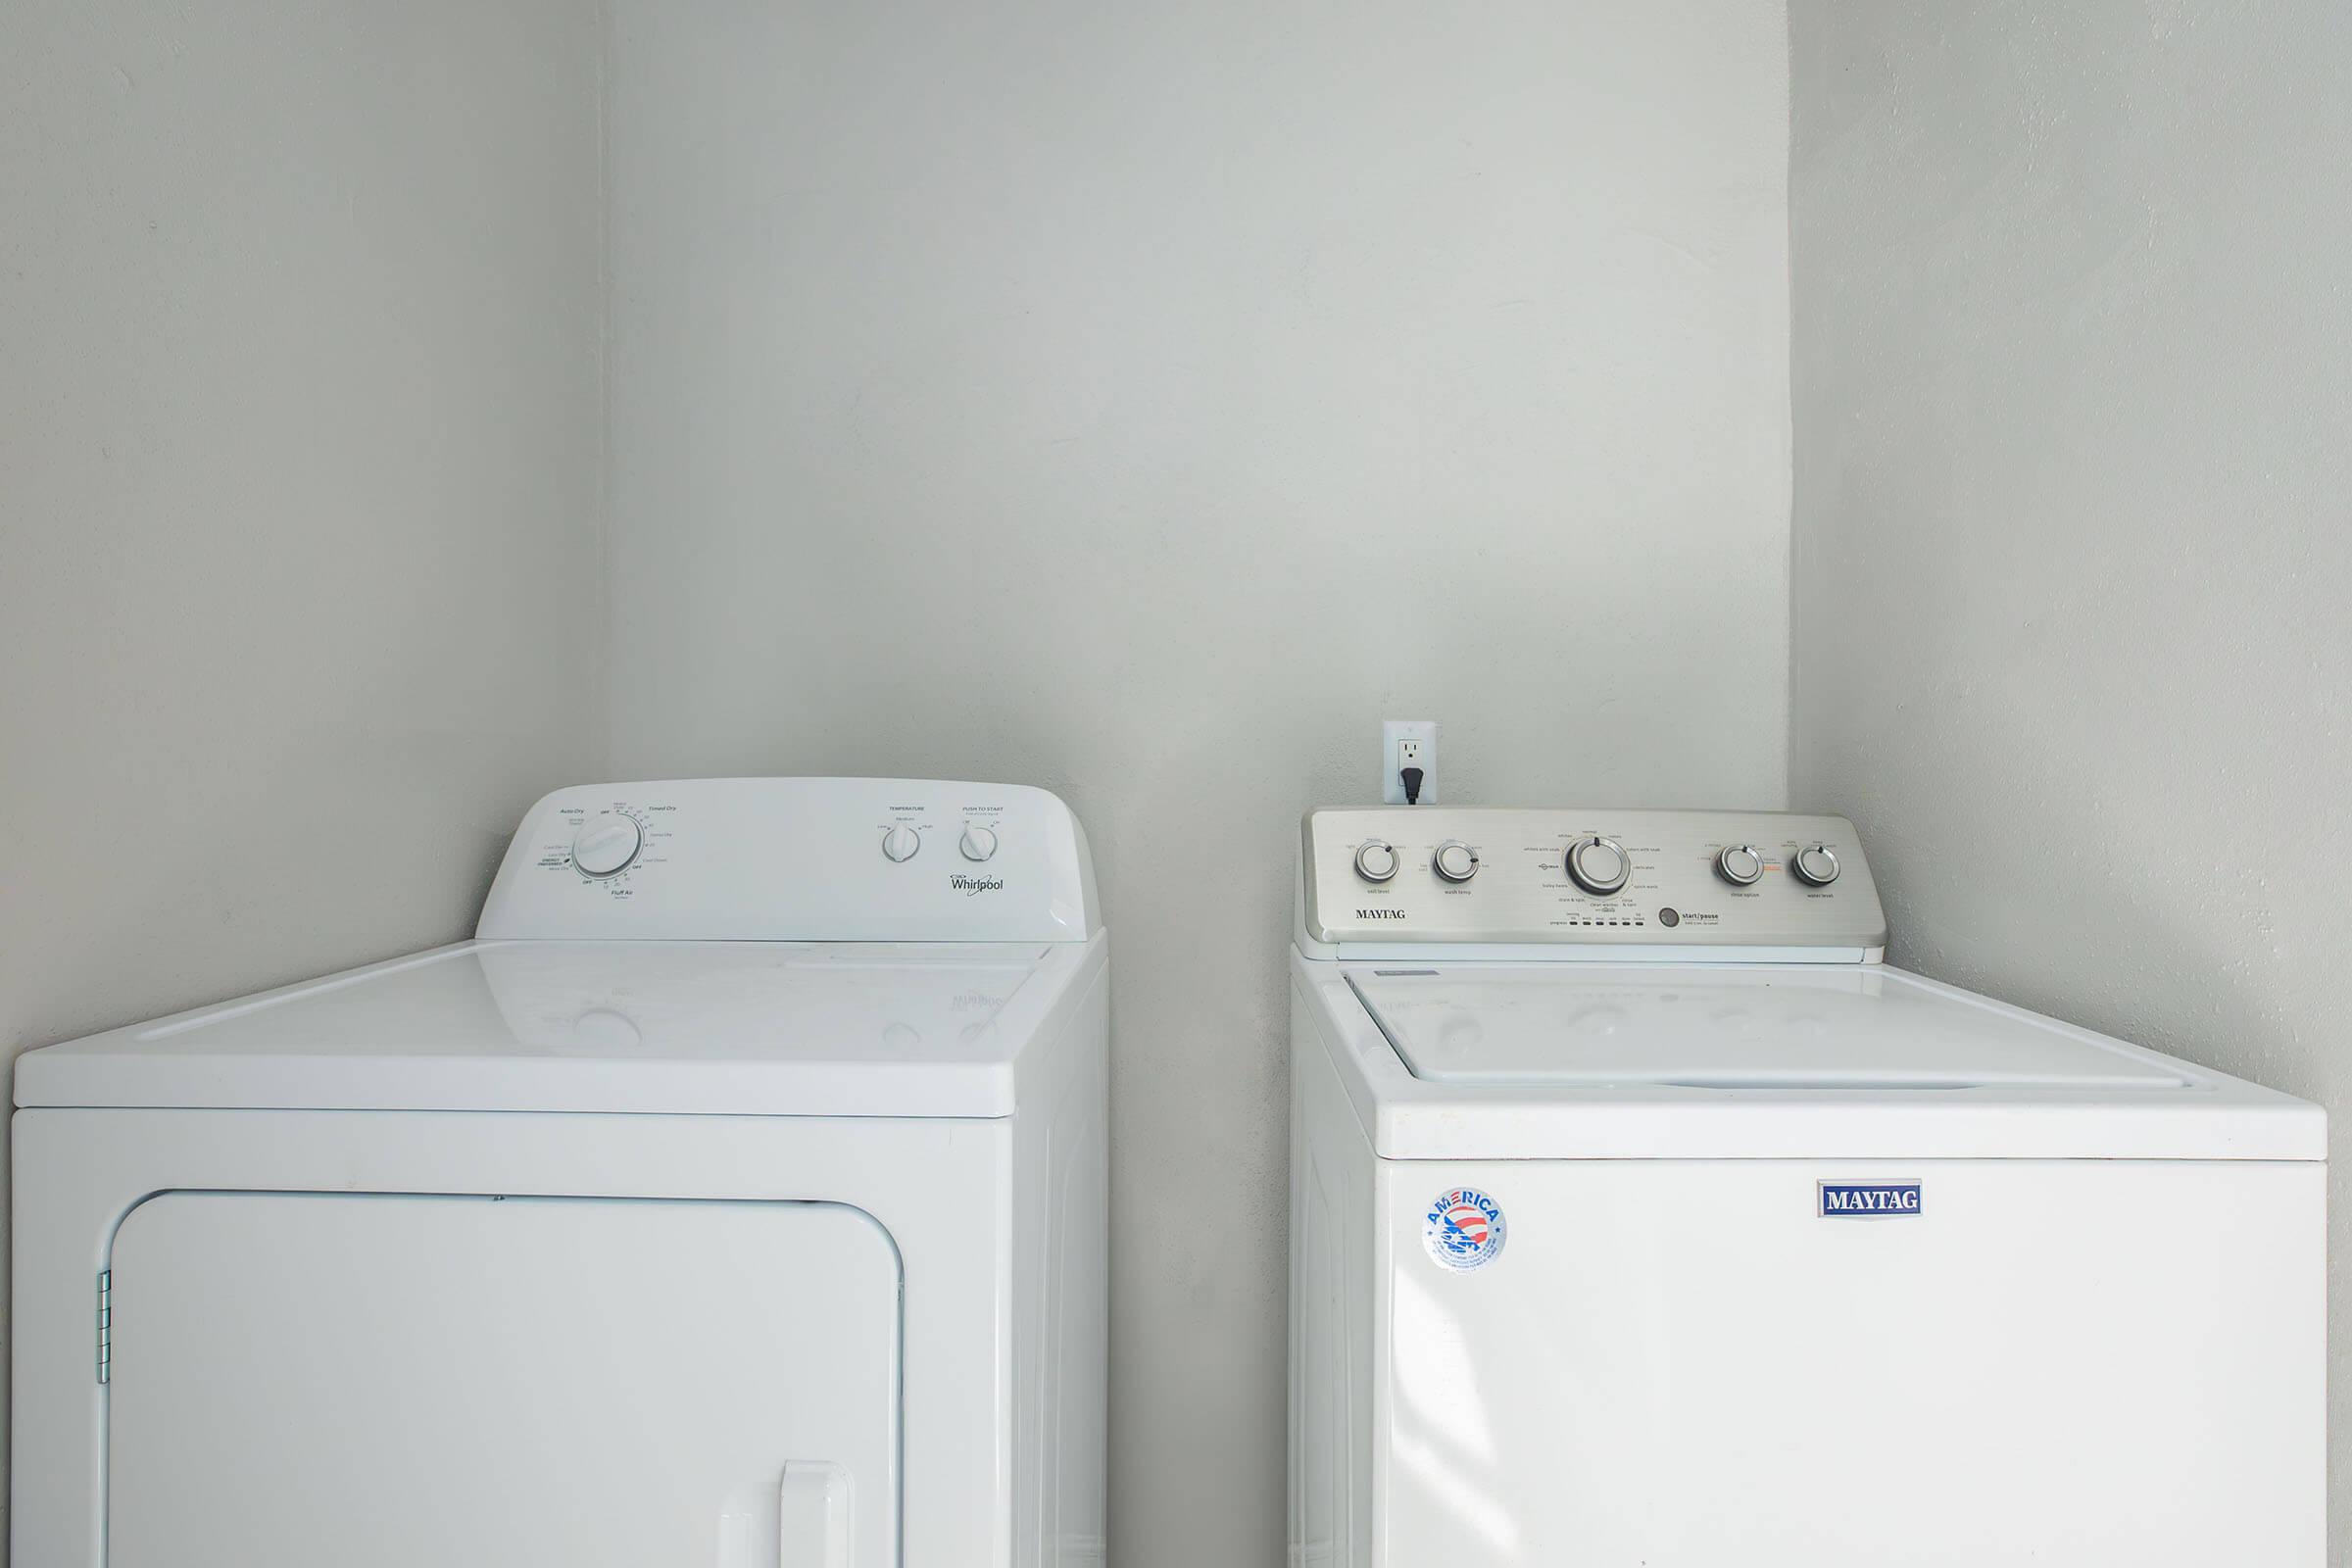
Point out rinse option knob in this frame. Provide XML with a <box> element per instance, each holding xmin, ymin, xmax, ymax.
<box><xmin>570</xmin><ymin>813</ymin><xmax>642</xmax><ymax>878</ymax></box>
<box><xmin>1354</xmin><ymin>841</ymin><xmax>1400</xmax><ymax>883</ymax></box>
<box><xmin>1792</xmin><ymin>843</ymin><xmax>1841</xmax><ymax>887</ymax></box>
<box><xmin>1432</xmin><ymin>841</ymin><xmax>1480</xmax><ymax>883</ymax></box>
<box><xmin>881</xmin><ymin>825</ymin><xmax>922</xmax><ymax>862</ymax></box>
<box><xmin>1566</xmin><ymin>836</ymin><xmax>1632</xmax><ymax>896</ymax></box>
<box><xmin>1715</xmin><ymin>844</ymin><xmax>1766</xmax><ymax>887</ymax></box>
<box><xmin>958</xmin><ymin>825</ymin><xmax>999</xmax><ymax>862</ymax></box>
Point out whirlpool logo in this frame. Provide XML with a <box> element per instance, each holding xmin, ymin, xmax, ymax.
<box><xmin>1818</xmin><ymin>1181</ymin><xmax>1923</xmax><ymax>1218</ymax></box>
<box><xmin>950</xmin><ymin>874</ymin><xmax>1004</xmax><ymax>897</ymax></box>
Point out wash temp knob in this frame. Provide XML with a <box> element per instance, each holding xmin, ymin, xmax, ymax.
<box><xmin>1433</xmin><ymin>842</ymin><xmax>1480</xmax><ymax>883</ymax></box>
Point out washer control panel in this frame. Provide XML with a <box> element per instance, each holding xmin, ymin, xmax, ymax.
<box><xmin>478</xmin><ymin>778</ymin><xmax>1100</xmax><ymax>943</ymax></box>
<box><xmin>1299</xmin><ymin>808</ymin><xmax>1885</xmax><ymax>953</ymax></box>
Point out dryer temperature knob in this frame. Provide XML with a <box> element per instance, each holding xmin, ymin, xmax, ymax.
<box><xmin>881</xmin><ymin>825</ymin><xmax>921</xmax><ymax>862</ymax></box>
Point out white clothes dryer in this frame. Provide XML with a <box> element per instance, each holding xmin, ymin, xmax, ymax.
<box><xmin>15</xmin><ymin>777</ymin><xmax>1108</xmax><ymax>1568</ymax></box>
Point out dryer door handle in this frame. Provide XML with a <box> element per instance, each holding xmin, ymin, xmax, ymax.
<box><xmin>778</xmin><ymin>1460</ymin><xmax>852</xmax><ymax>1568</ymax></box>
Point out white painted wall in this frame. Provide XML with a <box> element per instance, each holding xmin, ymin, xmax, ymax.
<box><xmin>0</xmin><ymin>0</ymin><xmax>606</xmax><ymax>1509</ymax></box>
<box><xmin>1789</xmin><ymin>1</ymin><xmax>2352</xmax><ymax>1550</ymax></box>
<box><xmin>19</xmin><ymin>0</ymin><xmax>2335</xmax><ymax>1557</ymax></box>
<box><xmin>603</xmin><ymin>3</ymin><xmax>1789</xmax><ymax>1560</ymax></box>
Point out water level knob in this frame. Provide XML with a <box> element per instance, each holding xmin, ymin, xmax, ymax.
<box><xmin>1792</xmin><ymin>843</ymin><xmax>1840</xmax><ymax>887</ymax></box>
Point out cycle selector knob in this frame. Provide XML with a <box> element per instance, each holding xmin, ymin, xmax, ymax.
<box><xmin>570</xmin><ymin>813</ymin><xmax>642</xmax><ymax>878</ymax></box>
<box><xmin>1432</xmin><ymin>841</ymin><xmax>1479</xmax><ymax>883</ymax></box>
<box><xmin>1354</xmin><ymin>841</ymin><xmax>1400</xmax><ymax>883</ymax></box>
<box><xmin>881</xmin><ymin>825</ymin><xmax>921</xmax><ymax>862</ymax></box>
<box><xmin>1792</xmin><ymin>843</ymin><xmax>1841</xmax><ymax>887</ymax></box>
<box><xmin>1715</xmin><ymin>844</ymin><xmax>1766</xmax><ymax>886</ymax></box>
<box><xmin>1566</xmin><ymin>836</ymin><xmax>1632</xmax><ymax>896</ymax></box>
<box><xmin>958</xmin><ymin>825</ymin><xmax>999</xmax><ymax>861</ymax></box>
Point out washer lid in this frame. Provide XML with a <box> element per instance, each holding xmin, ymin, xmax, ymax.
<box><xmin>1353</xmin><ymin>967</ymin><xmax>2191</xmax><ymax>1091</ymax></box>
<box><xmin>16</xmin><ymin>937</ymin><xmax>1099</xmax><ymax>1118</ymax></box>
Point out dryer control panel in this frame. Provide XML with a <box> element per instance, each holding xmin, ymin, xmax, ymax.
<box><xmin>478</xmin><ymin>778</ymin><xmax>1101</xmax><ymax>943</ymax></box>
<box><xmin>1298</xmin><ymin>808</ymin><xmax>1885</xmax><ymax>956</ymax></box>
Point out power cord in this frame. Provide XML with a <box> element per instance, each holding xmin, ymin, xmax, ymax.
<box><xmin>1400</xmin><ymin>766</ymin><xmax>1425</xmax><ymax>806</ymax></box>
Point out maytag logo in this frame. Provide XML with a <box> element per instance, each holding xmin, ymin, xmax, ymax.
<box><xmin>1818</xmin><ymin>1181</ymin><xmax>1923</xmax><ymax>1218</ymax></box>
<box><xmin>1356</xmin><ymin>908</ymin><xmax>1407</xmax><ymax>920</ymax></box>
<box><xmin>950</xmin><ymin>874</ymin><xmax>1004</xmax><ymax>897</ymax></box>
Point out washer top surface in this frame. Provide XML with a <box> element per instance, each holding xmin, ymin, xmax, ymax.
<box><xmin>1353</xmin><ymin>965</ymin><xmax>2190</xmax><ymax>1091</ymax></box>
<box><xmin>1291</xmin><ymin>807</ymin><xmax>2324</xmax><ymax>1159</ymax></box>
<box><xmin>1294</xmin><ymin>956</ymin><xmax>2323</xmax><ymax>1161</ymax></box>
<box><xmin>16</xmin><ymin>937</ymin><xmax>1100</xmax><ymax>1118</ymax></box>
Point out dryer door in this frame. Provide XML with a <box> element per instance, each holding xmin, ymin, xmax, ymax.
<box><xmin>105</xmin><ymin>1192</ymin><xmax>899</xmax><ymax>1568</ymax></box>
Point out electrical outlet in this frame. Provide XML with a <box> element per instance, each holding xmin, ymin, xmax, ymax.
<box><xmin>1381</xmin><ymin>719</ymin><xmax>1438</xmax><ymax>805</ymax></box>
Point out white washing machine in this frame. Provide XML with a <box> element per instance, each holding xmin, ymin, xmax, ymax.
<box><xmin>14</xmin><ymin>777</ymin><xmax>1107</xmax><ymax>1568</ymax></box>
<box><xmin>1289</xmin><ymin>807</ymin><xmax>2324</xmax><ymax>1567</ymax></box>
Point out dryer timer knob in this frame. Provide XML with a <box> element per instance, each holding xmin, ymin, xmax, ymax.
<box><xmin>571</xmin><ymin>814</ymin><xmax>642</xmax><ymax>878</ymax></box>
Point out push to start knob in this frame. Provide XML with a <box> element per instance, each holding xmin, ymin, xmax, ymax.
<box><xmin>1354</xmin><ymin>841</ymin><xmax>1400</xmax><ymax>883</ymax></box>
<box><xmin>881</xmin><ymin>825</ymin><xmax>921</xmax><ymax>862</ymax></box>
<box><xmin>570</xmin><ymin>814</ymin><xmax>642</xmax><ymax>878</ymax></box>
<box><xmin>1432</xmin><ymin>841</ymin><xmax>1479</xmax><ymax>883</ymax></box>
<box><xmin>1715</xmin><ymin>844</ymin><xmax>1766</xmax><ymax>886</ymax></box>
<box><xmin>1792</xmin><ymin>843</ymin><xmax>1841</xmax><ymax>887</ymax></box>
<box><xmin>958</xmin><ymin>825</ymin><xmax>999</xmax><ymax>862</ymax></box>
<box><xmin>1566</xmin><ymin>836</ymin><xmax>1631</xmax><ymax>896</ymax></box>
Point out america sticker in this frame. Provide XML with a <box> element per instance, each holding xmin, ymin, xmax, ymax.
<box><xmin>1424</xmin><ymin>1186</ymin><xmax>1507</xmax><ymax>1271</ymax></box>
